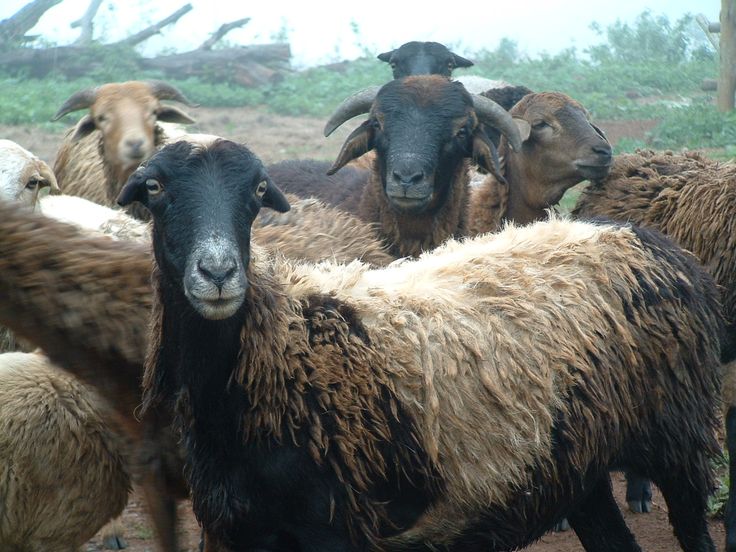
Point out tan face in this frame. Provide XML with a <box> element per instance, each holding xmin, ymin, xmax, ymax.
<box><xmin>0</xmin><ymin>140</ymin><xmax>58</xmax><ymax>207</ymax></box>
<box><xmin>92</xmin><ymin>91</ymin><xmax>159</xmax><ymax>171</ymax></box>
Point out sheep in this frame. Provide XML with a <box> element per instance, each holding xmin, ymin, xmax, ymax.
<box><xmin>0</xmin><ymin>351</ymin><xmax>131</xmax><ymax>552</ymax></box>
<box><xmin>120</xmin><ymin>137</ymin><xmax>725</xmax><ymax>551</ymax></box>
<box><xmin>51</xmin><ymin>80</ymin><xmax>197</xmax><ymax>220</ymax></box>
<box><xmin>572</xmin><ymin>149</ymin><xmax>736</xmax><ymax>547</ymax></box>
<box><xmin>287</xmin><ymin>75</ymin><xmax>523</xmax><ymax>258</ymax></box>
<box><xmin>0</xmin><ymin>139</ymin><xmax>59</xmax><ymax>204</ymax></box>
<box><xmin>0</xmin><ymin>199</ymin><xmax>189</xmax><ymax>552</ymax></box>
<box><xmin>377</xmin><ymin>40</ymin><xmax>474</xmax><ymax>78</ymax></box>
<box><xmin>467</xmin><ymin>91</ymin><xmax>612</xmax><ymax>235</ymax></box>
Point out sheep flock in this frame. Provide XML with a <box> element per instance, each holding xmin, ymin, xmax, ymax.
<box><xmin>1</xmin><ymin>39</ymin><xmax>735</xmax><ymax>552</ymax></box>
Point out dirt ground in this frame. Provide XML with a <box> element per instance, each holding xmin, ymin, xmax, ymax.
<box><xmin>5</xmin><ymin>107</ymin><xmax>723</xmax><ymax>551</ymax></box>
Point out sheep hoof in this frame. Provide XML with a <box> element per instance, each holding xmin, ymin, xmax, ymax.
<box><xmin>552</xmin><ymin>518</ymin><xmax>570</xmax><ymax>532</ymax></box>
<box><xmin>102</xmin><ymin>534</ymin><xmax>128</xmax><ymax>550</ymax></box>
<box><xmin>627</xmin><ymin>499</ymin><xmax>652</xmax><ymax>514</ymax></box>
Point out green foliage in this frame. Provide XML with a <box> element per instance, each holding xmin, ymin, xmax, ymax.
<box><xmin>708</xmin><ymin>452</ymin><xmax>729</xmax><ymax>518</ymax></box>
<box><xmin>649</xmin><ymin>102</ymin><xmax>736</xmax><ymax>150</ymax></box>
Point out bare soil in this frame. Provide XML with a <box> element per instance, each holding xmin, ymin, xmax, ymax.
<box><xmin>6</xmin><ymin>107</ymin><xmax>721</xmax><ymax>552</ymax></box>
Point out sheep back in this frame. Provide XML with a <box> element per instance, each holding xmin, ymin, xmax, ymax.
<box><xmin>573</xmin><ymin>150</ymin><xmax>736</xmax><ymax>327</ymax></box>
<box><xmin>252</xmin><ymin>193</ymin><xmax>392</xmax><ymax>266</ymax></box>
<box><xmin>0</xmin><ymin>352</ymin><xmax>130</xmax><ymax>551</ymax></box>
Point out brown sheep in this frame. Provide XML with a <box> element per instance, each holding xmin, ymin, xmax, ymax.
<box><xmin>572</xmin><ymin>149</ymin><xmax>736</xmax><ymax>549</ymax></box>
<box><xmin>278</xmin><ymin>76</ymin><xmax>522</xmax><ymax>259</ymax></box>
<box><xmin>467</xmin><ymin>91</ymin><xmax>612</xmax><ymax>235</ymax></box>
<box><xmin>52</xmin><ymin>80</ymin><xmax>196</xmax><ymax>220</ymax></box>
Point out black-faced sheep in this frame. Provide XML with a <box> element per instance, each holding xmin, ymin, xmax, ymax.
<box><xmin>572</xmin><ymin>149</ymin><xmax>736</xmax><ymax>548</ymax></box>
<box><xmin>285</xmin><ymin>76</ymin><xmax>522</xmax><ymax>258</ymax></box>
<box><xmin>52</xmin><ymin>80</ymin><xmax>197</xmax><ymax>220</ymax></box>
<box><xmin>120</xmin><ymin>137</ymin><xmax>724</xmax><ymax>551</ymax></box>
<box><xmin>0</xmin><ymin>351</ymin><xmax>130</xmax><ymax>551</ymax></box>
<box><xmin>377</xmin><ymin>40</ymin><xmax>474</xmax><ymax>78</ymax></box>
<box><xmin>467</xmin><ymin>91</ymin><xmax>612</xmax><ymax>235</ymax></box>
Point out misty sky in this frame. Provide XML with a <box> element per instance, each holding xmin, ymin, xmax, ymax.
<box><xmin>2</xmin><ymin>0</ymin><xmax>716</xmax><ymax>68</ymax></box>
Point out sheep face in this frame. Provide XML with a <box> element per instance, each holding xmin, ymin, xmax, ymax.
<box><xmin>329</xmin><ymin>77</ymin><xmax>502</xmax><ymax>215</ymax></box>
<box><xmin>509</xmin><ymin>92</ymin><xmax>612</xmax><ymax>208</ymax></box>
<box><xmin>0</xmin><ymin>139</ymin><xmax>58</xmax><ymax>206</ymax></box>
<box><xmin>118</xmin><ymin>139</ymin><xmax>289</xmax><ymax>320</ymax></box>
<box><xmin>55</xmin><ymin>81</ymin><xmax>196</xmax><ymax>183</ymax></box>
<box><xmin>377</xmin><ymin>41</ymin><xmax>473</xmax><ymax>79</ymax></box>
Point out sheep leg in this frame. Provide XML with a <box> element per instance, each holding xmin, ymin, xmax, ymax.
<box><xmin>623</xmin><ymin>470</ymin><xmax>652</xmax><ymax>513</ymax></box>
<box><xmin>566</xmin><ymin>475</ymin><xmax>641</xmax><ymax>551</ymax></box>
<box><xmin>653</xmin><ymin>464</ymin><xmax>716</xmax><ymax>552</ymax></box>
<box><xmin>139</xmin><ymin>457</ymin><xmax>179</xmax><ymax>552</ymax></box>
<box><xmin>725</xmin><ymin>406</ymin><xmax>736</xmax><ymax>552</ymax></box>
<box><xmin>100</xmin><ymin>515</ymin><xmax>128</xmax><ymax>550</ymax></box>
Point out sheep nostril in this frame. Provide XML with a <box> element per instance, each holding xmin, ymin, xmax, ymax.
<box><xmin>197</xmin><ymin>257</ymin><xmax>237</xmax><ymax>289</ymax></box>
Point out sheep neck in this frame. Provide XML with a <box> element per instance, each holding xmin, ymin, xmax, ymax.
<box><xmin>503</xmin><ymin>154</ymin><xmax>549</xmax><ymax>226</ymax></box>
<box><xmin>362</xmin><ymin>159</ymin><xmax>470</xmax><ymax>258</ymax></box>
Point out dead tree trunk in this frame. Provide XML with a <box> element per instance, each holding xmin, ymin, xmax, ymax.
<box><xmin>719</xmin><ymin>0</ymin><xmax>736</xmax><ymax>111</ymax></box>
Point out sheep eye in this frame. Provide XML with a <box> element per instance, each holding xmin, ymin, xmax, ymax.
<box><xmin>146</xmin><ymin>178</ymin><xmax>163</xmax><ymax>195</ymax></box>
<box><xmin>96</xmin><ymin>114</ymin><xmax>107</xmax><ymax>123</ymax></box>
<box><xmin>25</xmin><ymin>178</ymin><xmax>41</xmax><ymax>190</ymax></box>
<box><xmin>255</xmin><ymin>180</ymin><xmax>268</xmax><ymax>198</ymax></box>
<box><xmin>447</xmin><ymin>61</ymin><xmax>455</xmax><ymax>70</ymax></box>
<box><xmin>390</xmin><ymin>62</ymin><xmax>397</xmax><ymax>69</ymax></box>
<box><xmin>456</xmin><ymin>127</ymin><xmax>468</xmax><ymax>139</ymax></box>
<box><xmin>532</xmin><ymin>120</ymin><xmax>549</xmax><ymax>130</ymax></box>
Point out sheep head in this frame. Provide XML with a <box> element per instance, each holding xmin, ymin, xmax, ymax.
<box><xmin>377</xmin><ymin>41</ymin><xmax>473</xmax><ymax>79</ymax></box>
<box><xmin>118</xmin><ymin>138</ymin><xmax>290</xmax><ymax>321</ymax></box>
<box><xmin>0</xmin><ymin>139</ymin><xmax>59</xmax><ymax>207</ymax></box>
<box><xmin>504</xmin><ymin>92</ymin><xmax>612</xmax><ymax>209</ymax></box>
<box><xmin>326</xmin><ymin>76</ymin><xmax>521</xmax><ymax>215</ymax></box>
<box><xmin>53</xmin><ymin>80</ymin><xmax>197</xmax><ymax>182</ymax></box>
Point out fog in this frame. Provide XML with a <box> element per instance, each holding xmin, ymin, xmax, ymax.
<box><xmin>1</xmin><ymin>0</ymin><xmax>716</xmax><ymax>68</ymax></box>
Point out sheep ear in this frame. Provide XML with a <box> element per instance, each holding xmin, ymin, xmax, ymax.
<box><xmin>156</xmin><ymin>105</ymin><xmax>196</xmax><ymax>125</ymax></box>
<box><xmin>472</xmin><ymin>131</ymin><xmax>506</xmax><ymax>185</ymax></box>
<box><xmin>514</xmin><ymin>117</ymin><xmax>531</xmax><ymax>143</ymax></box>
<box><xmin>451</xmin><ymin>53</ymin><xmax>474</xmax><ymax>69</ymax></box>
<box><xmin>117</xmin><ymin>172</ymin><xmax>148</xmax><ymax>207</ymax></box>
<box><xmin>259</xmin><ymin>175</ymin><xmax>291</xmax><ymax>213</ymax></box>
<box><xmin>70</xmin><ymin>114</ymin><xmax>98</xmax><ymax>142</ymax></box>
<box><xmin>327</xmin><ymin>120</ymin><xmax>374</xmax><ymax>175</ymax></box>
<box><xmin>377</xmin><ymin>50</ymin><xmax>395</xmax><ymax>62</ymax></box>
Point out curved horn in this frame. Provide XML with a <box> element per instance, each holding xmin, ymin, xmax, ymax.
<box><xmin>323</xmin><ymin>85</ymin><xmax>381</xmax><ymax>137</ymax></box>
<box><xmin>472</xmin><ymin>94</ymin><xmax>522</xmax><ymax>152</ymax></box>
<box><xmin>52</xmin><ymin>87</ymin><xmax>99</xmax><ymax>121</ymax></box>
<box><xmin>145</xmin><ymin>80</ymin><xmax>199</xmax><ymax>107</ymax></box>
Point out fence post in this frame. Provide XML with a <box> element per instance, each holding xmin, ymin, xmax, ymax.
<box><xmin>719</xmin><ymin>0</ymin><xmax>736</xmax><ymax>111</ymax></box>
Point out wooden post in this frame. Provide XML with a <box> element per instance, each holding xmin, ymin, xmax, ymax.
<box><xmin>719</xmin><ymin>0</ymin><xmax>736</xmax><ymax>111</ymax></box>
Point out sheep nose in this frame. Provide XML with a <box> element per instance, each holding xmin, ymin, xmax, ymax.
<box><xmin>126</xmin><ymin>139</ymin><xmax>145</xmax><ymax>158</ymax></box>
<box><xmin>197</xmin><ymin>256</ymin><xmax>237</xmax><ymax>289</ymax></box>
<box><xmin>392</xmin><ymin>169</ymin><xmax>425</xmax><ymax>187</ymax></box>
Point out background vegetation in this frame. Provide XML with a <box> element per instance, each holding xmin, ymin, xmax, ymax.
<box><xmin>0</xmin><ymin>10</ymin><xmax>731</xmax><ymax>157</ymax></box>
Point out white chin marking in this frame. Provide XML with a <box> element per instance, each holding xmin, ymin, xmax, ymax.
<box><xmin>192</xmin><ymin>297</ymin><xmax>244</xmax><ymax>320</ymax></box>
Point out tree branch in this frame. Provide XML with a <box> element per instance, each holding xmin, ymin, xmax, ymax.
<box><xmin>71</xmin><ymin>0</ymin><xmax>104</xmax><ymax>45</ymax></box>
<box><xmin>0</xmin><ymin>0</ymin><xmax>62</xmax><ymax>45</ymax></box>
<box><xmin>112</xmin><ymin>4</ymin><xmax>192</xmax><ymax>47</ymax></box>
<box><xmin>198</xmin><ymin>17</ymin><xmax>250</xmax><ymax>50</ymax></box>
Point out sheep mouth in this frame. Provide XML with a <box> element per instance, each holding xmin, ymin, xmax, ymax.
<box><xmin>574</xmin><ymin>161</ymin><xmax>612</xmax><ymax>181</ymax></box>
<box><xmin>387</xmin><ymin>195</ymin><xmax>432</xmax><ymax>213</ymax></box>
<box><xmin>185</xmin><ymin>288</ymin><xmax>246</xmax><ymax>320</ymax></box>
